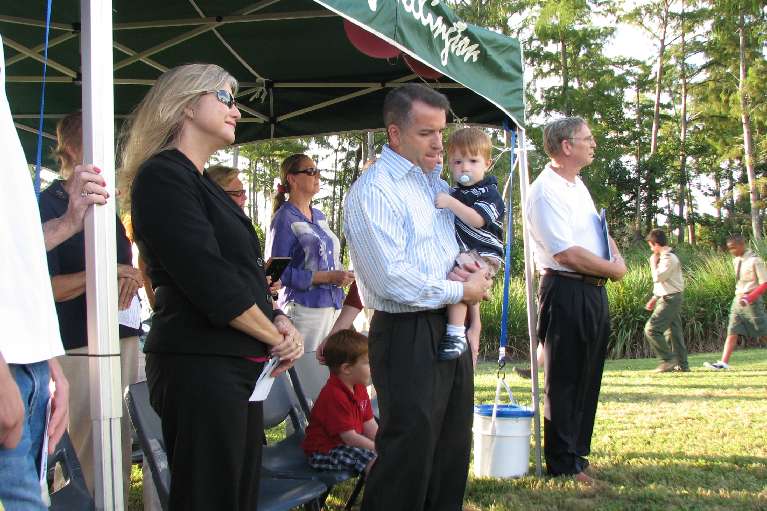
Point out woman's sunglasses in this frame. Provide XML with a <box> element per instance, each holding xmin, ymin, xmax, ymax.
<box><xmin>225</xmin><ymin>189</ymin><xmax>246</xmax><ymax>198</ymax></box>
<box><xmin>293</xmin><ymin>167</ymin><xmax>320</xmax><ymax>176</ymax></box>
<box><xmin>209</xmin><ymin>89</ymin><xmax>237</xmax><ymax>109</ymax></box>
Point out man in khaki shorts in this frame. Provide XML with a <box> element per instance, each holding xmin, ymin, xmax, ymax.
<box><xmin>705</xmin><ymin>234</ymin><xmax>767</xmax><ymax>370</ymax></box>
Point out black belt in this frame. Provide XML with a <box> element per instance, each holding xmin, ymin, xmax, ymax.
<box><xmin>542</xmin><ymin>269</ymin><xmax>608</xmax><ymax>287</ymax></box>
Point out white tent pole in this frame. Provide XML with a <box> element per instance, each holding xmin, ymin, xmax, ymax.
<box><xmin>365</xmin><ymin>131</ymin><xmax>374</xmax><ymax>162</ymax></box>
<box><xmin>81</xmin><ymin>0</ymin><xmax>123</xmax><ymax>508</ymax></box>
<box><xmin>517</xmin><ymin>128</ymin><xmax>542</xmax><ymax>477</ymax></box>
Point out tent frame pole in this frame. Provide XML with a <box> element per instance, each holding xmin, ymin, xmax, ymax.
<box><xmin>81</xmin><ymin>0</ymin><xmax>124</xmax><ymax>508</ymax></box>
<box><xmin>517</xmin><ymin>128</ymin><xmax>542</xmax><ymax>477</ymax></box>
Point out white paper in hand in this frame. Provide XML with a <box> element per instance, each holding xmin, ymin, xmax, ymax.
<box><xmin>118</xmin><ymin>295</ymin><xmax>142</xmax><ymax>329</ymax></box>
<box><xmin>249</xmin><ymin>357</ymin><xmax>280</xmax><ymax>402</ymax></box>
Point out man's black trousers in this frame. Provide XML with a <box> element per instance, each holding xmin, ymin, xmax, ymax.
<box><xmin>361</xmin><ymin>309</ymin><xmax>474</xmax><ymax>511</ymax></box>
<box><xmin>537</xmin><ymin>274</ymin><xmax>610</xmax><ymax>476</ymax></box>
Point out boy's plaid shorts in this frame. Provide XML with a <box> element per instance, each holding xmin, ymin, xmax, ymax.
<box><xmin>308</xmin><ymin>445</ymin><xmax>375</xmax><ymax>474</ymax></box>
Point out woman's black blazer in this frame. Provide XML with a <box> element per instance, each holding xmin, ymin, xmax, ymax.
<box><xmin>131</xmin><ymin>149</ymin><xmax>272</xmax><ymax>358</ymax></box>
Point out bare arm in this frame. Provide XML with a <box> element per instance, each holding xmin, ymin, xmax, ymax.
<box><xmin>362</xmin><ymin>418</ymin><xmax>378</xmax><ymax>442</ymax></box>
<box><xmin>340</xmin><ymin>429</ymin><xmax>376</xmax><ymax>451</ymax></box>
<box><xmin>435</xmin><ymin>193</ymin><xmax>485</xmax><ymax>229</ymax></box>
<box><xmin>553</xmin><ymin>238</ymin><xmax>626</xmax><ymax>281</ymax></box>
<box><xmin>0</xmin><ymin>353</ymin><xmax>24</xmax><ymax>449</ymax></box>
<box><xmin>51</xmin><ymin>272</ymin><xmax>86</xmax><ymax>302</ymax></box>
<box><xmin>47</xmin><ymin>358</ymin><xmax>69</xmax><ymax>454</ymax></box>
<box><xmin>328</xmin><ymin>305</ymin><xmax>363</xmax><ymax>336</ymax></box>
<box><xmin>43</xmin><ymin>164</ymin><xmax>108</xmax><ymax>251</ymax></box>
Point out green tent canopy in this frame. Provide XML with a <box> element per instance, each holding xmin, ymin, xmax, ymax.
<box><xmin>2</xmin><ymin>0</ymin><xmax>524</xmax><ymax>166</ymax></box>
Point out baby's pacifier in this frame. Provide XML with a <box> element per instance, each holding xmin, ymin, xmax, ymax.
<box><xmin>458</xmin><ymin>174</ymin><xmax>471</xmax><ymax>184</ymax></box>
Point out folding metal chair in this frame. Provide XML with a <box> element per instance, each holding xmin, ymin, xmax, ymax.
<box><xmin>47</xmin><ymin>431</ymin><xmax>95</xmax><ymax>511</ymax></box>
<box><xmin>262</xmin><ymin>370</ymin><xmax>366</xmax><ymax>510</ymax></box>
<box><xmin>125</xmin><ymin>381</ymin><xmax>326</xmax><ymax>511</ymax></box>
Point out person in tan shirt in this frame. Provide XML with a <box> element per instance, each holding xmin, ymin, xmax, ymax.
<box><xmin>644</xmin><ymin>229</ymin><xmax>688</xmax><ymax>372</ymax></box>
<box><xmin>705</xmin><ymin>234</ymin><xmax>767</xmax><ymax>370</ymax></box>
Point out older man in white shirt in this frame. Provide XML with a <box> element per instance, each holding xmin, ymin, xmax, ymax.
<box><xmin>526</xmin><ymin>117</ymin><xmax>626</xmax><ymax>483</ymax></box>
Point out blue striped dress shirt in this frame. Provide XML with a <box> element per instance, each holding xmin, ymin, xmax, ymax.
<box><xmin>343</xmin><ymin>145</ymin><xmax>464</xmax><ymax>313</ymax></box>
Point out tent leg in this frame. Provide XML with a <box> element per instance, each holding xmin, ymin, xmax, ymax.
<box><xmin>81</xmin><ymin>0</ymin><xmax>123</xmax><ymax>508</ymax></box>
<box><xmin>365</xmin><ymin>131</ymin><xmax>374</xmax><ymax>163</ymax></box>
<box><xmin>517</xmin><ymin>129</ymin><xmax>543</xmax><ymax>477</ymax></box>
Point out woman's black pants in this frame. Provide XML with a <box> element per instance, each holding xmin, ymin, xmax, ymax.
<box><xmin>146</xmin><ymin>352</ymin><xmax>264</xmax><ymax>511</ymax></box>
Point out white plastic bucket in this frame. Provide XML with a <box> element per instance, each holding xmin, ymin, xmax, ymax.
<box><xmin>472</xmin><ymin>402</ymin><xmax>534</xmax><ymax>478</ymax></box>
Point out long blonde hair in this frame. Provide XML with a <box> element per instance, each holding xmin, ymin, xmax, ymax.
<box><xmin>118</xmin><ymin>63</ymin><xmax>238</xmax><ymax>209</ymax></box>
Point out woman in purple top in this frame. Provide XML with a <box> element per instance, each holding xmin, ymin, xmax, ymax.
<box><xmin>269</xmin><ymin>153</ymin><xmax>355</xmax><ymax>400</ymax></box>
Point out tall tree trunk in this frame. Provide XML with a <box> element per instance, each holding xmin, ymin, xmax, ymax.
<box><xmin>728</xmin><ymin>166</ymin><xmax>737</xmax><ymax>217</ymax></box>
<box><xmin>633</xmin><ymin>82</ymin><xmax>643</xmax><ymax>240</ymax></box>
<box><xmin>714</xmin><ymin>172</ymin><xmax>722</xmax><ymax>220</ymax></box>
<box><xmin>686</xmin><ymin>186</ymin><xmax>696</xmax><ymax>245</ymax></box>
<box><xmin>650</xmin><ymin>0</ymin><xmax>670</xmax><ymax>156</ymax></box>
<box><xmin>677</xmin><ymin>8</ymin><xmax>688</xmax><ymax>244</ymax></box>
<box><xmin>560</xmin><ymin>33</ymin><xmax>571</xmax><ymax>116</ymax></box>
<box><xmin>738</xmin><ymin>10</ymin><xmax>762</xmax><ymax>240</ymax></box>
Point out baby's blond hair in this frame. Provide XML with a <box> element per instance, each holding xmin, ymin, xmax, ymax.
<box><xmin>447</xmin><ymin>127</ymin><xmax>492</xmax><ymax>162</ymax></box>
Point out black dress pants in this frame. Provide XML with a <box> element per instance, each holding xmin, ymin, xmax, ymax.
<box><xmin>537</xmin><ymin>274</ymin><xmax>610</xmax><ymax>476</ymax></box>
<box><xmin>145</xmin><ymin>352</ymin><xmax>264</xmax><ymax>511</ymax></box>
<box><xmin>361</xmin><ymin>309</ymin><xmax>474</xmax><ymax>511</ymax></box>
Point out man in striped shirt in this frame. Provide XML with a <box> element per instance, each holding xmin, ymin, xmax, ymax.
<box><xmin>344</xmin><ymin>84</ymin><xmax>491</xmax><ymax>511</ymax></box>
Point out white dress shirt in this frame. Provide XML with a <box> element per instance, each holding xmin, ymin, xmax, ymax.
<box><xmin>0</xmin><ymin>39</ymin><xmax>64</xmax><ymax>364</ymax></box>
<box><xmin>526</xmin><ymin>164</ymin><xmax>607</xmax><ymax>272</ymax></box>
<box><xmin>343</xmin><ymin>145</ymin><xmax>463</xmax><ymax>313</ymax></box>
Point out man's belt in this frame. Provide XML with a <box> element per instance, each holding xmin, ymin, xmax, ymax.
<box><xmin>542</xmin><ymin>269</ymin><xmax>608</xmax><ymax>287</ymax></box>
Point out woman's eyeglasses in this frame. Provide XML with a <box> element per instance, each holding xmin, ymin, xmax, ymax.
<box><xmin>209</xmin><ymin>89</ymin><xmax>237</xmax><ymax>109</ymax></box>
<box><xmin>225</xmin><ymin>189</ymin><xmax>246</xmax><ymax>198</ymax></box>
<box><xmin>293</xmin><ymin>167</ymin><xmax>320</xmax><ymax>176</ymax></box>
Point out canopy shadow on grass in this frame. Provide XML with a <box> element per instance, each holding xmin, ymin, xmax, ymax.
<box><xmin>601</xmin><ymin>451</ymin><xmax>767</xmax><ymax>494</ymax></box>
<box><xmin>598</xmin><ymin>390</ymin><xmax>766</xmax><ymax>403</ymax></box>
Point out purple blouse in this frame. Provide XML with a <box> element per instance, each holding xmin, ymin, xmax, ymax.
<box><xmin>268</xmin><ymin>202</ymin><xmax>345</xmax><ymax>309</ymax></box>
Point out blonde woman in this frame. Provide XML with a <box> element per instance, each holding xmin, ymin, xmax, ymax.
<box><xmin>123</xmin><ymin>63</ymin><xmax>304</xmax><ymax>510</ymax></box>
<box><xmin>268</xmin><ymin>154</ymin><xmax>354</xmax><ymax>402</ymax></box>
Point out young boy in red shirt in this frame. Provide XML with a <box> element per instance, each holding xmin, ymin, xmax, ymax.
<box><xmin>302</xmin><ymin>329</ymin><xmax>378</xmax><ymax>474</ymax></box>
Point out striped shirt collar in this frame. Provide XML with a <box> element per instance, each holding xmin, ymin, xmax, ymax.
<box><xmin>379</xmin><ymin>144</ymin><xmax>444</xmax><ymax>183</ymax></box>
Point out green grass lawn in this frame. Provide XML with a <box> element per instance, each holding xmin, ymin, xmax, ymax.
<box><xmin>129</xmin><ymin>348</ymin><xmax>767</xmax><ymax>510</ymax></box>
